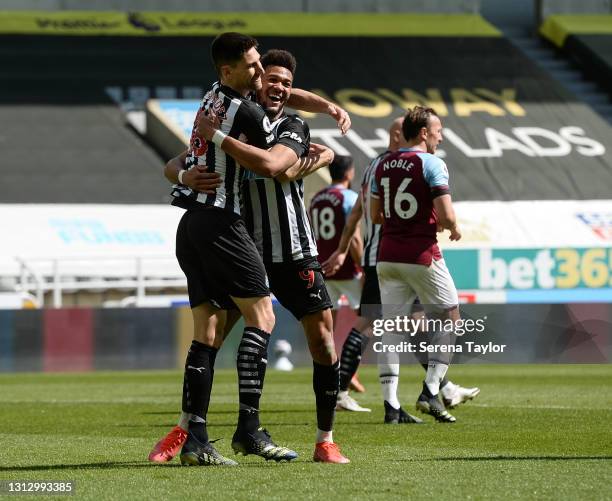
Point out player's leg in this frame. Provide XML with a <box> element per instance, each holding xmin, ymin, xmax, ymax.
<box><xmin>230</xmin><ymin>294</ymin><xmax>275</xmax><ymax>435</ymax></box>
<box><xmin>149</xmin><ymin>212</ymin><xmax>235</xmax><ymax>464</ymax></box>
<box><xmin>410</xmin><ymin>300</ymin><xmax>480</xmax><ymax>409</ymax></box>
<box><xmin>148</xmin><ymin>303</ymin><xmax>224</xmax><ymax>463</ymax></box>
<box><xmin>327</xmin><ymin>276</ymin><xmax>371</xmax><ymax>410</ymax></box>
<box><xmin>149</xmin><ymin>305</ymin><xmax>241</xmax><ymax>464</ymax></box>
<box><xmin>179</xmin><ymin>304</ymin><xmax>242</xmax><ymax>466</ymax></box>
<box><xmin>336</xmin><ymin>314</ymin><xmax>372</xmax><ymax>411</ymax></box>
<box><xmin>411</xmin><ymin>259</ymin><xmax>462</xmax><ymax>422</ymax></box>
<box><xmin>428</xmin><ymin>259</ymin><xmax>479</xmax><ymax>408</ymax></box>
<box><xmin>207</xmin><ymin>217</ymin><xmax>296</xmax><ymax>461</ymax></box>
<box><xmin>230</xmin><ymin>295</ymin><xmax>299</xmax><ymax>461</ymax></box>
<box><xmin>301</xmin><ymin>309</ymin><xmax>349</xmax><ymax>464</ymax></box>
<box><xmin>344</xmin><ymin>277</ymin><xmax>369</xmax><ymax>394</ymax></box>
<box><xmin>268</xmin><ymin>261</ymin><xmax>349</xmax><ymax>463</ymax></box>
<box><xmin>376</xmin><ymin>261</ymin><xmax>423</xmax><ymax>424</ymax></box>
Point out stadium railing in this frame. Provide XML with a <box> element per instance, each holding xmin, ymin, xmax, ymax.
<box><xmin>15</xmin><ymin>255</ymin><xmax>186</xmax><ymax>308</ymax></box>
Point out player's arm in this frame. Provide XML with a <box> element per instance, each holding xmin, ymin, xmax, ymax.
<box><xmin>370</xmin><ymin>196</ymin><xmax>384</xmax><ymax>225</ymax></box>
<box><xmin>276</xmin><ymin>143</ymin><xmax>334</xmax><ymax>182</ymax></box>
<box><xmin>287</xmin><ymin>88</ymin><xmax>351</xmax><ymax>134</ymax></box>
<box><xmin>196</xmin><ymin>115</ymin><xmax>297</xmax><ymax>178</ymax></box>
<box><xmin>218</xmin><ymin>140</ymin><xmax>298</xmax><ymax>178</ymax></box>
<box><xmin>425</xmin><ymin>157</ymin><xmax>461</xmax><ymax>241</ymax></box>
<box><xmin>322</xmin><ymin>196</ymin><xmax>363</xmax><ymax>275</ymax></box>
<box><xmin>163</xmin><ymin>149</ymin><xmax>221</xmax><ymax>194</ymax></box>
<box><xmin>433</xmin><ymin>195</ymin><xmax>461</xmax><ymax>241</ymax></box>
<box><xmin>348</xmin><ymin>224</ymin><xmax>363</xmax><ymax>269</ymax></box>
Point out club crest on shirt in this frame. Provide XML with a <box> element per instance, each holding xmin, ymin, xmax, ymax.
<box><xmin>210</xmin><ymin>98</ymin><xmax>227</xmax><ymax>121</ymax></box>
<box><xmin>262</xmin><ymin>115</ymin><xmax>273</xmax><ymax>134</ymax></box>
<box><xmin>189</xmin><ymin>107</ymin><xmax>209</xmax><ymax>157</ymax></box>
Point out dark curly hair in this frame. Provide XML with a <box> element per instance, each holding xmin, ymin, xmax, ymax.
<box><xmin>261</xmin><ymin>49</ymin><xmax>297</xmax><ymax>76</ymax></box>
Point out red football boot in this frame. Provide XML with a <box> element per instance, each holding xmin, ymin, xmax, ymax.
<box><xmin>313</xmin><ymin>442</ymin><xmax>350</xmax><ymax>464</ymax></box>
<box><xmin>148</xmin><ymin>426</ymin><xmax>188</xmax><ymax>463</ymax></box>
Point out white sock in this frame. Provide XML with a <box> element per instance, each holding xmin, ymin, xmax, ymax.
<box><xmin>378</xmin><ymin>362</ymin><xmax>400</xmax><ymax>409</ymax></box>
<box><xmin>178</xmin><ymin>412</ymin><xmax>191</xmax><ymax>431</ymax></box>
<box><xmin>440</xmin><ymin>380</ymin><xmax>457</xmax><ymax>397</ymax></box>
<box><xmin>425</xmin><ymin>362</ymin><xmax>449</xmax><ymax>396</ymax></box>
<box><xmin>337</xmin><ymin>390</ymin><xmax>349</xmax><ymax>400</ymax></box>
<box><xmin>316</xmin><ymin>429</ymin><xmax>333</xmax><ymax>444</ymax></box>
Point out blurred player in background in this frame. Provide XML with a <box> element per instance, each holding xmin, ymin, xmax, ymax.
<box><xmin>154</xmin><ymin>48</ymin><xmax>352</xmax><ymax>463</ymax></box>
<box><xmin>310</xmin><ymin>155</ymin><xmax>363</xmax><ymax>317</ymax></box>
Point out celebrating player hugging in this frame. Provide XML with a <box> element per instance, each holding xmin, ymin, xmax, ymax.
<box><xmin>153</xmin><ymin>32</ymin><xmax>351</xmax><ymax>466</ymax></box>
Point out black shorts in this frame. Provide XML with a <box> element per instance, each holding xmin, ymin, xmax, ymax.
<box><xmin>358</xmin><ymin>265</ymin><xmax>424</xmax><ymax>318</ymax></box>
<box><xmin>266</xmin><ymin>257</ymin><xmax>333</xmax><ymax>320</ymax></box>
<box><xmin>175</xmin><ymin>207</ymin><xmax>269</xmax><ymax>309</ymax></box>
<box><xmin>358</xmin><ymin>265</ymin><xmax>382</xmax><ymax>318</ymax></box>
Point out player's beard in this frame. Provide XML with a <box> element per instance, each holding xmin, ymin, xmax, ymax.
<box><xmin>250</xmin><ymin>75</ymin><xmax>263</xmax><ymax>92</ymax></box>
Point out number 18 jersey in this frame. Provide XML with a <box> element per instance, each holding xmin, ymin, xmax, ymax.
<box><xmin>371</xmin><ymin>148</ymin><xmax>450</xmax><ymax>266</ymax></box>
<box><xmin>309</xmin><ymin>184</ymin><xmax>359</xmax><ymax>279</ymax></box>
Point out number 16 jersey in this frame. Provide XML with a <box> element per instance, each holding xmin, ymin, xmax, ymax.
<box><xmin>371</xmin><ymin>148</ymin><xmax>450</xmax><ymax>266</ymax></box>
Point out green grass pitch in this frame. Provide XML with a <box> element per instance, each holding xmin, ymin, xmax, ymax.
<box><xmin>1</xmin><ymin>365</ymin><xmax>611</xmax><ymax>500</ymax></box>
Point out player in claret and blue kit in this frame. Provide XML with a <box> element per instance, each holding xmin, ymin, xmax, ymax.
<box><xmin>371</xmin><ymin>106</ymin><xmax>478</xmax><ymax>423</ymax></box>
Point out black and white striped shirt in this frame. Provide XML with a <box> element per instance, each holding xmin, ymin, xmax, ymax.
<box><xmin>171</xmin><ymin>82</ymin><xmax>275</xmax><ymax>215</ymax></box>
<box><xmin>362</xmin><ymin>151</ymin><xmax>387</xmax><ymax>267</ymax></box>
<box><xmin>242</xmin><ymin>114</ymin><xmax>318</xmax><ymax>264</ymax></box>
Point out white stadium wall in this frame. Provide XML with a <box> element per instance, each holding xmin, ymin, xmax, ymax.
<box><xmin>2</xmin><ymin>201</ymin><xmax>611</xmax><ymax>305</ymax></box>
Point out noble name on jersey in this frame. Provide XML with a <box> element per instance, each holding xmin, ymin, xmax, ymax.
<box><xmin>372</xmin><ymin>147</ymin><xmax>450</xmax><ymax>266</ymax></box>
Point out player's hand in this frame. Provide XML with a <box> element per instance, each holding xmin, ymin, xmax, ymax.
<box><xmin>309</xmin><ymin>143</ymin><xmax>330</xmax><ymax>156</ymax></box>
<box><xmin>327</xmin><ymin>104</ymin><xmax>351</xmax><ymax>135</ymax></box>
<box><xmin>309</xmin><ymin>143</ymin><xmax>334</xmax><ymax>166</ymax></box>
<box><xmin>322</xmin><ymin>250</ymin><xmax>347</xmax><ymax>276</ymax></box>
<box><xmin>449</xmin><ymin>226</ymin><xmax>462</xmax><ymax>241</ymax></box>
<box><xmin>196</xmin><ymin>109</ymin><xmax>221</xmax><ymax>141</ymax></box>
<box><xmin>182</xmin><ymin>166</ymin><xmax>222</xmax><ymax>194</ymax></box>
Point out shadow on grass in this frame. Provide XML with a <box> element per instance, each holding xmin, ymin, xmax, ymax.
<box><xmin>127</xmin><ymin>420</ymin><xmax>408</xmax><ymax>429</ymax></box>
<box><xmin>141</xmin><ymin>409</ymin><xmax>309</xmax><ymax>416</ymax></box>
<box><xmin>0</xmin><ymin>461</ymin><xmax>299</xmax><ymax>472</ymax></box>
<box><xmin>118</xmin><ymin>422</ymin><xmax>314</xmax><ymax>429</ymax></box>
<box><xmin>2</xmin><ymin>456</ymin><xmax>611</xmax><ymax>472</ymax></box>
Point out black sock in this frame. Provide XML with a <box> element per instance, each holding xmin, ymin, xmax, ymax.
<box><xmin>188</xmin><ymin>419</ymin><xmax>208</xmax><ymax>443</ymax></box>
<box><xmin>237</xmin><ymin>327</ymin><xmax>270</xmax><ymax>431</ymax></box>
<box><xmin>182</xmin><ymin>341</ymin><xmax>218</xmax><ymax>440</ymax></box>
<box><xmin>421</xmin><ymin>362</ymin><xmax>448</xmax><ymax>388</ymax></box>
<box><xmin>313</xmin><ymin>360</ymin><xmax>340</xmax><ymax>432</ymax></box>
<box><xmin>339</xmin><ymin>329</ymin><xmax>369</xmax><ymax>392</ymax></box>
